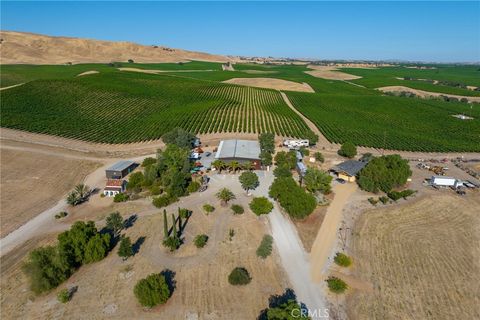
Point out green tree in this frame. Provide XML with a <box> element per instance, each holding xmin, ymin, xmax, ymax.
<box><xmin>357</xmin><ymin>154</ymin><xmax>412</xmax><ymax>193</ymax></box>
<box><xmin>256</xmin><ymin>235</ymin><xmax>273</xmax><ymax>258</ymax></box>
<box><xmin>228</xmin><ymin>161</ymin><xmax>240</xmax><ymax>173</ymax></box>
<box><xmin>304</xmin><ymin>131</ymin><xmax>318</xmax><ymax>146</ymax></box>
<box><xmin>171</xmin><ymin>213</ymin><xmax>177</xmax><ymax>239</ymax></box>
<box><xmin>239</xmin><ymin>171</ymin><xmax>259</xmax><ymax>195</ymax></box>
<box><xmin>57</xmin><ymin>221</ymin><xmax>98</xmax><ymax>267</ymax></box>
<box><xmin>274</xmin><ymin>151</ymin><xmax>297</xmax><ymax>169</ymax></box>
<box><xmin>242</xmin><ymin>161</ymin><xmax>254</xmax><ymax>171</ymax></box>
<box><xmin>260</xmin><ymin>151</ymin><xmax>273</xmax><ymax>166</ymax></box>
<box><xmin>303</xmin><ymin>168</ymin><xmax>332</xmax><ymax>194</ymax></box>
<box><xmin>334</xmin><ymin>252</ymin><xmax>352</xmax><ymax>267</ymax></box>
<box><xmin>249</xmin><ymin>197</ymin><xmax>274</xmax><ymax>216</ymax></box>
<box><xmin>216</xmin><ymin>188</ymin><xmax>236</xmax><ymax>206</ymax></box>
<box><xmin>134</xmin><ymin>273</ymin><xmax>171</xmax><ymax>307</ymax></box>
<box><xmin>163</xmin><ymin>210</ymin><xmax>168</xmax><ymax>239</ymax></box>
<box><xmin>259</xmin><ymin>133</ymin><xmax>275</xmax><ymax>154</ymax></box>
<box><xmin>84</xmin><ymin>233</ymin><xmax>111</xmax><ymax>264</ymax></box>
<box><xmin>266</xmin><ymin>299</ymin><xmax>309</xmax><ymax>319</ymax></box>
<box><xmin>338</xmin><ymin>142</ymin><xmax>357</xmax><ymax>158</ymax></box>
<box><xmin>269</xmin><ymin>177</ymin><xmax>317</xmax><ymax>219</ymax></box>
<box><xmin>162</xmin><ymin>236</ymin><xmax>180</xmax><ymax>252</ymax></box>
<box><xmin>74</xmin><ymin>184</ymin><xmax>90</xmax><ymax>199</ymax></box>
<box><xmin>118</xmin><ymin>237</ymin><xmax>134</xmax><ymax>260</ymax></box>
<box><xmin>202</xmin><ymin>204</ymin><xmax>215</xmax><ymax>214</ymax></box>
<box><xmin>105</xmin><ymin>212</ymin><xmax>123</xmax><ymax>235</ymax></box>
<box><xmin>231</xmin><ymin>204</ymin><xmax>244</xmax><ymax>215</ymax></box>
<box><xmin>57</xmin><ymin>288</ymin><xmax>71</xmax><ymax>303</ymax></box>
<box><xmin>326</xmin><ymin>276</ymin><xmax>348</xmax><ymax>294</ymax></box>
<box><xmin>142</xmin><ymin>157</ymin><xmax>157</xmax><ymax>167</ymax></box>
<box><xmin>273</xmin><ymin>165</ymin><xmax>292</xmax><ymax>178</ymax></box>
<box><xmin>228</xmin><ymin>267</ymin><xmax>251</xmax><ymax>285</ymax></box>
<box><xmin>66</xmin><ymin>191</ymin><xmax>80</xmax><ymax>206</ymax></box>
<box><xmin>194</xmin><ymin>234</ymin><xmax>209</xmax><ymax>248</ymax></box>
<box><xmin>23</xmin><ymin>246</ymin><xmax>71</xmax><ymax>294</ymax></box>
<box><xmin>161</xmin><ymin>127</ymin><xmax>196</xmax><ymax>148</ymax></box>
<box><xmin>127</xmin><ymin>172</ymin><xmax>145</xmax><ymax>191</ymax></box>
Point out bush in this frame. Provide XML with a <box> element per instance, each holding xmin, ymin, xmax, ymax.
<box><xmin>388</xmin><ymin>189</ymin><xmax>416</xmax><ymax>201</ymax></box>
<box><xmin>228</xmin><ymin>267</ymin><xmax>251</xmax><ymax>285</ymax></box>
<box><xmin>162</xmin><ymin>236</ymin><xmax>181</xmax><ymax>252</ymax></box>
<box><xmin>149</xmin><ymin>185</ymin><xmax>162</xmax><ymax>195</ymax></box>
<box><xmin>202</xmin><ymin>204</ymin><xmax>215</xmax><ymax>213</ymax></box>
<box><xmin>231</xmin><ymin>204</ymin><xmax>244</xmax><ymax>215</ymax></box>
<box><xmin>187</xmin><ymin>181</ymin><xmax>201</xmax><ymax>193</ymax></box>
<box><xmin>299</xmin><ymin>146</ymin><xmax>310</xmax><ymax>156</ymax></box>
<box><xmin>127</xmin><ymin>172</ymin><xmax>144</xmax><ymax>191</ymax></box>
<box><xmin>338</xmin><ymin>142</ymin><xmax>357</xmax><ymax>158</ymax></box>
<box><xmin>113</xmin><ymin>193</ymin><xmax>129</xmax><ymax>202</ymax></box>
<box><xmin>367</xmin><ymin>197</ymin><xmax>378</xmax><ymax>206</ymax></box>
<box><xmin>249</xmin><ymin>197</ymin><xmax>274</xmax><ymax>216</ymax></box>
<box><xmin>269</xmin><ymin>177</ymin><xmax>317</xmax><ymax>219</ymax></box>
<box><xmin>55</xmin><ymin>211</ymin><xmax>68</xmax><ymax>219</ymax></box>
<box><xmin>357</xmin><ymin>155</ymin><xmax>412</xmax><ymax>193</ymax></box>
<box><xmin>134</xmin><ymin>273</ymin><xmax>171</xmax><ymax>308</ymax></box>
<box><xmin>178</xmin><ymin>208</ymin><xmax>192</xmax><ymax>219</ymax></box>
<box><xmin>142</xmin><ymin>157</ymin><xmax>157</xmax><ymax>167</ymax></box>
<box><xmin>152</xmin><ymin>194</ymin><xmax>177</xmax><ymax>208</ymax></box>
<box><xmin>194</xmin><ymin>234</ymin><xmax>209</xmax><ymax>248</ymax></box>
<box><xmin>266</xmin><ymin>299</ymin><xmax>309</xmax><ymax>319</ymax></box>
<box><xmin>314</xmin><ymin>152</ymin><xmax>324</xmax><ymax>163</ymax></box>
<box><xmin>326</xmin><ymin>276</ymin><xmax>348</xmax><ymax>294</ymax></box>
<box><xmin>379</xmin><ymin>196</ymin><xmax>389</xmax><ymax>204</ymax></box>
<box><xmin>334</xmin><ymin>252</ymin><xmax>352</xmax><ymax>267</ymax></box>
<box><xmin>256</xmin><ymin>235</ymin><xmax>273</xmax><ymax>259</ymax></box>
<box><xmin>57</xmin><ymin>288</ymin><xmax>71</xmax><ymax>303</ymax></box>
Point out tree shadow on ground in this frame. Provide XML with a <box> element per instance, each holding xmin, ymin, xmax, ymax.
<box><xmin>123</xmin><ymin>214</ymin><xmax>138</xmax><ymax>230</ymax></box>
<box><xmin>257</xmin><ymin>288</ymin><xmax>298</xmax><ymax>320</ymax></box>
<box><xmin>160</xmin><ymin>269</ymin><xmax>177</xmax><ymax>296</ymax></box>
<box><xmin>132</xmin><ymin>236</ymin><xmax>145</xmax><ymax>255</ymax></box>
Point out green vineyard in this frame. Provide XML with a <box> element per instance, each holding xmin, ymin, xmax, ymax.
<box><xmin>287</xmin><ymin>92</ymin><xmax>480</xmax><ymax>152</ymax></box>
<box><xmin>0</xmin><ymin>72</ymin><xmax>312</xmax><ymax>143</ymax></box>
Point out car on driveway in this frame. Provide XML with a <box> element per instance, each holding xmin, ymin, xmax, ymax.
<box><xmin>336</xmin><ymin>178</ymin><xmax>346</xmax><ymax>184</ymax></box>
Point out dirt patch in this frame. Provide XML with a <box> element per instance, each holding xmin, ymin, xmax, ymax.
<box><xmin>0</xmin><ymin>147</ymin><xmax>101</xmax><ymax>237</ymax></box>
<box><xmin>76</xmin><ymin>70</ymin><xmax>99</xmax><ymax>77</ymax></box>
<box><xmin>305</xmin><ymin>66</ymin><xmax>362</xmax><ymax>80</ymax></box>
<box><xmin>240</xmin><ymin>70</ymin><xmax>278</xmax><ymax>74</ymax></box>
<box><xmin>377</xmin><ymin>85</ymin><xmax>480</xmax><ymax>103</ymax></box>
<box><xmin>222</xmin><ymin>77</ymin><xmax>315</xmax><ymax>93</ymax></box>
<box><xmin>118</xmin><ymin>67</ymin><xmax>214</xmax><ymax>74</ymax></box>
<box><xmin>347</xmin><ymin>193</ymin><xmax>480</xmax><ymax>319</ymax></box>
<box><xmin>293</xmin><ymin>205</ymin><xmax>327</xmax><ymax>252</ymax></box>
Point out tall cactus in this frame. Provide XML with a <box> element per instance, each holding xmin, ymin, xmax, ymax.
<box><xmin>171</xmin><ymin>213</ymin><xmax>177</xmax><ymax>239</ymax></box>
<box><xmin>163</xmin><ymin>209</ymin><xmax>168</xmax><ymax>239</ymax></box>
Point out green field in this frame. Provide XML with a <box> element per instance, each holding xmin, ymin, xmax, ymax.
<box><xmin>1</xmin><ymin>61</ymin><xmax>479</xmax><ymax>151</ymax></box>
<box><xmin>1</xmin><ymin>72</ymin><xmax>311</xmax><ymax>143</ymax></box>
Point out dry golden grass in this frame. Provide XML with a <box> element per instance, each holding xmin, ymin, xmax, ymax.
<box><xmin>222</xmin><ymin>77</ymin><xmax>315</xmax><ymax>92</ymax></box>
<box><xmin>347</xmin><ymin>192</ymin><xmax>480</xmax><ymax>319</ymax></box>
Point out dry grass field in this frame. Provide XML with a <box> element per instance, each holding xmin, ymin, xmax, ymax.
<box><xmin>347</xmin><ymin>192</ymin><xmax>480</xmax><ymax>320</ymax></box>
<box><xmin>222</xmin><ymin>77</ymin><xmax>315</xmax><ymax>92</ymax></box>
<box><xmin>0</xmin><ymin>178</ymin><xmax>288</xmax><ymax>320</ymax></box>
<box><xmin>305</xmin><ymin>66</ymin><xmax>362</xmax><ymax>80</ymax></box>
<box><xmin>0</xmin><ymin>146</ymin><xmax>101</xmax><ymax>237</ymax></box>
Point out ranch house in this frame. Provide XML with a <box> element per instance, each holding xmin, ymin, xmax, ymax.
<box><xmin>215</xmin><ymin>139</ymin><xmax>262</xmax><ymax>170</ymax></box>
<box><xmin>104</xmin><ymin>179</ymin><xmax>127</xmax><ymax>197</ymax></box>
<box><xmin>331</xmin><ymin>160</ymin><xmax>368</xmax><ymax>182</ymax></box>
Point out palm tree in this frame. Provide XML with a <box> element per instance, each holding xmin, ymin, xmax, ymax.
<box><xmin>74</xmin><ymin>184</ymin><xmax>90</xmax><ymax>199</ymax></box>
<box><xmin>242</xmin><ymin>161</ymin><xmax>254</xmax><ymax>171</ymax></box>
<box><xmin>216</xmin><ymin>188</ymin><xmax>236</xmax><ymax>206</ymax></box>
<box><xmin>229</xmin><ymin>161</ymin><xmax>240</xmax><ymax>174</ymax></box>
<box><xmin>66</xmin><ymin>192</ymin><xmax>80</xmax><ymax>206</ymax></box>
<box><xmin>212</xmin><ymin>160</ymin><xmax>226</xmax><ymax>172</ymax></box>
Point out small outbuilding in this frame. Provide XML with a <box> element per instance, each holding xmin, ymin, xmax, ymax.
<box><xmin>331</xmin><ymin>160</ymin><xmax>368</xmax><ymax>182</ymax></box>
<box><xmin>104</xmin><ymin>179</ymin><xmax>127</xmax><ymax>197</ymax></box>
<box><xmin>105</xmin><ymin>160</ymin><xmax>138</xmax><ymax>179</ymax></box>
<box><xmin>296</xmin><ymin>162</ymin><xmax>307</xmax><ymax>177</ymax></box>
<box><xmin>215</xmin><ymin>139</ymin><xmax>261</xmax><ymax>169</ymax></box>
<box><xmin>431</xmin><ymin>176</ymin><xmax>462</xmax><ymax>188</ymax></box>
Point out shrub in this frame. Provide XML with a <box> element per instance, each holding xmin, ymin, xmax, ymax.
<box><xmin>228</xmin><ymin>267</ymin><xmax>251</xmax><ymax>285</ymax></box>
<box><xmin>152</xmin><ymin>194</ymin><xmax>177</xmax><ymax>208</ymax></box>
<box><xmin>334</xmin><ymin>252</ymin><xmax>352</xmax><ymax>267</ymax></box>
<box><xmin>55</xmin><ymin>211</ymin><xmax>68</xmax><ymax>219</ymax></box>
<box><xmin>178</xmin><ymin>208</ymin><xmax>191</xmax><ymax>219</ymax></box>
<box><xmin>202</xmin><ymin>204</ymin><xmax>215</xmax><ymax>214</ymax></box>
<box><xmin>57</xmin><ymin>288</ymin><xmax>71</xmax><ymax>303</ymax></box>
<box><xmin>314</xmin><ymin>152</ymin><xmax>324</xmax><ymax>163</ymax></box>
<box><xmin>250</xmin><ymin>197</ymin><xmax>274</xmax><ymax>216</ymax></box>
<box><xmin>379</xmin><ymin>196</ymin><xmax>389</xmax><ymax>204</ymax></box>
<box><xmin>367</xmin><ymin>197</ymin><xmax>378</xmax><ymax>206</ymax></box>
<box><xmin>134</xmin><ymin>273</ymin><xmax>171</xmax><ymax>308</ymax></box>
<box><xmin>149</xmin><ymin>185</ymin><xmax>162</xmax><ymax>195</ymax></box>
<box><xmin>194</xmin><ymin>234</ymin><xmax>209</xmax><ymax>248</ymax></box>
<box><xmin>118</xmin><ymin>237</ymin><xmax>134</xmax><ymax>260</ymax></box>
<box><xmin>269</xmin><ymin>177</ymin><xmax>317</xmax><ymax>219</ymax></box>
<box><xmin>357</xmin><ymin>155</ymin><xmax>412</xmax><ymax>193</ymax></box>
<box><xmin>326</xmin><ymin>276</ymin><xmax>348</xmax><ymax>294</ymax></box>
<box><xmin>303</xmin><ymin>168</ymin><xmax>332</xmax><ymax>194</ymax></box>
<box><xmin>113</xmin><ymin>193</ymin><xmax>129</xmax><ymax>202</ymax></box>
<box><xmin>266</xmin><ymin>299</ymin><xmax>309</xmax><ymax>319</ymax></box>
<box><xmin>231</xmin><ymin>204</ymin><xmax>244</xmax><ymax>215</ymax></box>
<box><xmin>299</xmin><ymin>146</ymin><xmax>310</xmax><ymax>156</ymax></box>
<box><xmin>387</xmin><ymin>189</ymin><xmax>416</xmax><ymax>201</ymax></box>
<box><xmin>338</xmin><ymin>142</ymin><xmax>357</xmax><ymax>158</ymax></box>
<box><xmin>142</xmin><ymin>157</ymin><xmax>157</xmax><ymax>167</ymax></box>
<box><xmin>162</xmin><ymin>236</ymin><xmax>181</xmax><ymax>252</ymax></box>
<box><xmin>187</xmin><ymin>181</ymin><xmax>201</xmax><ymax>193</ymax></box>
<box><xmin>256</xmin><ymin>235</ymin><xmax>273</xmax><ymax>259</ymax></box>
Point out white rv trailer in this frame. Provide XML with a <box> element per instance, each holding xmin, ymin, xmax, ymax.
<box><xmin>283</xmin><ymin>139</ymin><xmax>309</xmax><ymax>149</ymax></box>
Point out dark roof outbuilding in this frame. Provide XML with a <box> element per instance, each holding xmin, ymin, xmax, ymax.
<box><xmin>332</xmin><ymin>160</ymin><xmax>367</xmax><ymax>177</ymax></box>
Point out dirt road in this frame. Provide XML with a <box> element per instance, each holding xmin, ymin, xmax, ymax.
<box><xmin>310</xmin><ymin>183</ymin><xmax>357</xmax><ymax>281</ymax></box>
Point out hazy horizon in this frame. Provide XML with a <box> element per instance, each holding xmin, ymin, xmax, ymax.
<box><xmin>1</xmin><ymin>1</ymin><xmax>479</xmax><ymax>63</ymax></box>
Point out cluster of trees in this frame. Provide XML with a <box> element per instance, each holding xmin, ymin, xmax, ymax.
<box><xmin>23</xmin><ymin>221</ymin><xmax>111</xmax><ymax>294</ymax></box>
<box><xmin>338</xmin><ymin>142</ymin><xmax>357</xmax><ymax>159</ymax></box>
<box><xmin>161</xmin><ymin>127</ymin><xmax>196</xmax><ymax>149</ymax></box>
<box><xmin>259</xmin><ymin>133</ymin><xmax>275</xmax><ymax>166</ymax></box>
<box><xmin>269</xmin><ymin>177</ymin><xmax>317</xmax><ymax>219</ymax></box>
<box><xmin>357</xmin><ymin>154</ymin><xmax>412</xmax><ymax>193</ymax></box>
<box><xmin>66</xmin><ymin>184</ymin><xmax>91</xmax><ymax>206</ymax></box>
<box><xmin>274</xmin><ymin>151</ymin><xmax>297</xmax><ymax>170</ymax></box>
<box><xmin>265</xmin><ymin>300</ymin><xmax>309</xmax><ymax>319</ymax></box>
<box><xmin>256</xmin><ymin>235</ymin><xmax>273</xmax><ymax>259</ymax></box>
<box><xmin>303</xmin><ymin>167</ymin><xmax>332</xmax><ymax>194</ymax></box>
<box><xmin>162</xmin><ymin>209</ymin><xmax>189</xmax><ymax>252</ymax></box>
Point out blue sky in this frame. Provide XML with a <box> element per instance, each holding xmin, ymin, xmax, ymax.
<box><xmin>1</xmin><ymin>1</ymin><xmax>479</xmax><ymax>62</ymax></box>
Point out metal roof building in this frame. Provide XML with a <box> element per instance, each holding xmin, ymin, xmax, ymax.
<box><xmin>331</xmin><ymin>160</ymin><xmax>368</xmax><ymax>182</ymax></box>
<box><xmin>105</xmin><ymin>160</ymin><xmax>138</xmax><ymax>179</ymax></box>
<box><xmin>215</xmin><ymin>139</ymin><xmax>261</xmax><ymax>169</ymax></box>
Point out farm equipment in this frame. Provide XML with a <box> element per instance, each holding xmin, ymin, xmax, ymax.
<box><xmin>429</xmin><ymin>166</ymin><xmax>446</xmax><ymax>175</ymax></box>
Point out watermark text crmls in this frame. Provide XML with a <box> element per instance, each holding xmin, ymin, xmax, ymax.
<box><xmin>291</xmin><ymin>308</ymin><xmax>329</xmax><ymax>318</ymax></box>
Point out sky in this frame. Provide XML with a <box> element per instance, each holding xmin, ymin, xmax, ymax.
<box><xmin>1</xmin><ymin>1</ymin><xmax>479</xmax><ymax>62</ymax></box>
